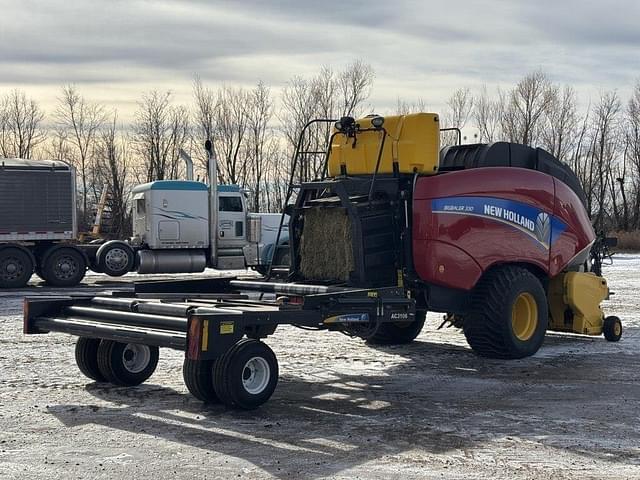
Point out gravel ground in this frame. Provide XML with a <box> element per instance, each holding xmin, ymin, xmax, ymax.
<box><xmin>0</xmin><ymin>257</ymin><xmax>639</xmax><ymax>479</ymax></box>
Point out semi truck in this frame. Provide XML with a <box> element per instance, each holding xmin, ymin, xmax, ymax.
<box><xmin>0</xmin><ymin>144</ymin><xmax>288</xmax><ymax>288</ymax></box>
<box><xmin>23</xmin><ymin>112</ymin><xmax>623</xmax><ymax>410</ymax></box>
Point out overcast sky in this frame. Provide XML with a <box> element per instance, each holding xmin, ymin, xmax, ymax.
<box><xmin>1</xmin><ymin>0</ymin><xmax>639</xmax><ymax>122</ymax></box>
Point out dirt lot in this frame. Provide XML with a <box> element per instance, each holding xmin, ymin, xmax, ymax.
<box><xmin>1</xmin><ymin>258</ymin><xmax>639</xmax><ymax>479</ymax></box>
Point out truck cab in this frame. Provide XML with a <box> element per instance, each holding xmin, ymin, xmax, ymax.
<box><xmin>130</xmin><ymin>180</ymin><xmax>286</xmax><ymax>273</ymax></box>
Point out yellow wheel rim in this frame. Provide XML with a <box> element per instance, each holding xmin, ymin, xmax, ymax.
<box><xmin>614</xmin><ymin>321</ymin><xmax>622</xmax><ymax>337</ymax></box>
<box><xmin>511</xmin><ymin>292</ymin><xmax>538</xmax><ymax>341</ymax></box>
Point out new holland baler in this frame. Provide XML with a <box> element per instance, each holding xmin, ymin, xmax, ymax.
<box><xmin>23</xmin><ymin>112</ymin><xmax>622</xmax><ymax>409</ymax></box>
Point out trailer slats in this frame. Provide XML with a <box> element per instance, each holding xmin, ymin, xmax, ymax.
<box><xmin>63</xmin><ymin>306</ymin><xmax>188</xmax><ymax>331</ymax></box>
<box><xmin>34</xmin><ymin>316</ymin><xmax>186</xmax><ymax>350</ymax></box>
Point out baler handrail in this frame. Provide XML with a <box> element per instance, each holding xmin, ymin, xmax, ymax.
<box><xmin>265</xmin><ymin>118</ymin><xmax>337</xmax><ymax>281</ymax></box>
<box><xmin>440</xmin><ymin>127</ymin><xmax>462</xmax><ymax>146</ymax></box>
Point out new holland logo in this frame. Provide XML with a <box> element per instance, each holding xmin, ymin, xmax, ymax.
<box><xmin>431</xmin><ymin>196</ymin><xmax>567</xmax><ymax>250</ymax></box>
<box><xmin>534</xmin><ymin>212</ymin><xmax>551</xmax><ymax>244</ymax></box>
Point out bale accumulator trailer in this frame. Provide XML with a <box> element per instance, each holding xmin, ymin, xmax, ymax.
<box><xmin>23</xmin><ymin>113</ymin><xmax>623</xmax><ymax>410</ymax></box>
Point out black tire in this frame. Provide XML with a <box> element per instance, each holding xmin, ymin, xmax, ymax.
<box><xmin>97</xmin><ymin>340</ymin><xmax>159</xmax><ymax>386</ymax></box>
<box><xmin>41</xmin><ymin>247</ymin><xmax>87</xmax><ymax>287</ymax></box>
<box><xmin>96</xmin><ymin>242</ymin><xmax>135</xmax><ymax>277</ymax></box>
<box><xmin>213</xmin><ymin>339</ymin><xmax>278</xmax><ymax>410</ymax></box>
<box><xmin>463</xmin><ymin>266</ymin><xmax>548</xmax><ymax>359</ymax></box>
<box><xmin>366</xmin><ymin>311</ymin><xmax>426</xmax><ymax>345</ymax></box>
<box><xmin>0</xmin><ymin>247</ymin><xmax>33</xmax><ymax>288</ymax></box>
<box><xmin>183</xmin><ymin>358</ymin><xmax>219</xmax><ymax>403</ymax></box>
<box><xmin>75</xmin><ymin>337</ymin><xmax>106</xmax><ymax>382</ymax></box>
<box><xmin>603</xmin><ymin>316</ymin><xmax>622</xmax><ymax>342</ymax></box>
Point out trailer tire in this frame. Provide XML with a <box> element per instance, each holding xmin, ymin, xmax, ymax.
<box><xmin>183</xmin><ymin>358</ymin><xmax>219</xmax><ymax>403</ymax></box>
<box><xmin>75</xmin><ymin>337</ymin><xmax>106</xmax><ymax>382</ymax></box>
<box><xmin>213</xmin><ymin>339</ymin><xmax>278</xmax><ymax>410</ymax></box>
<box><xmin>463</xmin><ymin>266</ymin><xmax>548</xmax><ymax>359</ymax></box>
<box><xmin>97</xmin><ymin>340</ymin><xmax>159</xmax><ymax>386</ymax></box>
<box><xmin>96</xmin><ymin>241</ymin><xmax>135</xmax><ymax>277</ymax></box>
<box><xmin>366</xmin><ymin>311</ymin><xmax>426</xmax><ymax>345</ymax></box>
<box><xmin>41</xmin><ymin>247</ymin><xmax>87</xmax><ymax>287</ymax></box>
<box><xmin>0</xmin><ymin>247</ymin><xmax>33</xmax><ymax>288</ymax></box>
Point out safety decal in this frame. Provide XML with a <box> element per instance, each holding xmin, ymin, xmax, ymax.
<box><xmin>431</xmin><ymin>196</ymin><xmax>566</xmax><ymax>249</ymax></box>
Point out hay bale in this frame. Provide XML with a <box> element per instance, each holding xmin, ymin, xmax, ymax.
<box><xmin>299</xmin><ymin>207</ymin><xmax>354</xmax><ymax>282</ymax></box>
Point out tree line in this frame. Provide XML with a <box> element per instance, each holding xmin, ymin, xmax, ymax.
<box><xmin>1</xmin><ymin>65</ymin><xmax>639</xmax><ymax>237</ymax></box>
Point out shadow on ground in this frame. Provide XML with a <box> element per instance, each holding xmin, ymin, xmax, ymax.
<box><xmin>47</xmin><ymin>332</ymin><xmax>640</xmax><ymax>479</ymax></box>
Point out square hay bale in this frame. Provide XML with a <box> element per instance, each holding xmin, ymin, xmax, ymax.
<box><xmin>299</xmin><ymin>207</ymin><xmax>354</xmax><ymax>282</ymax></box>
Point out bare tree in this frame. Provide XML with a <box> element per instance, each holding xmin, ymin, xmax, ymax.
<box><xmin>95</xmin><ymin>113</ymin><xmax>131</xmax><ymax>237</ymax></box>
<box><xmin>55</xmin><ymin>85</ymin><xmax>107</xmax><ymax>225</ymax></box>
<box><xmin>395</xmin><ymin>97</ymin><xmax>428</xmax><ymax>115</ymax></box>
<box><xmin>626</xmin><ymin>82</ymin><xmax>640</xmax><ymax>228</ymax></box>
<box><xmin>280</xmin><ymin>61</ymin><xmax>374</xmax><ymax>183</ymax></box>
<box><xmin>503</xmin><ymin>71</ymin><xmax>555</xmax><ymax>146</ymax></box>
<box><xmin>443</xmin><ymin>87</ymin><xmax>474</xmax><ymax>145</ymax></box>
<box><xmin>244</xmin><ymin>82</ymin><xmax>275</xmax><ymax>210</ymax></box>
<box><xmin>541</xmin><ymin>85</ymin><xmax>578</xmax><ymax>162</ymax></box>
<box><xmin>192</xmin><ymin>76</ymin><xmax>218</xmax><ymax>178</ymax></box>
<box><xmin>132</xmin><ymin>90</ymin><xmax>190</xmax><ymax>182</ymax></box>
<box><xmin>337</xmin><ymin>60</ymin><xmax>374</xmax><ymax>117</ymax></box>
<box><xmin>589</xmin><ymin>91</ymin><xmax>622</xmax><ymax>229</ymax></box>
<box><xmin>473</xmin><ymin>86</ymin><xmax>503</xmax><ymax>143</ymax></box>
<box><xmin>214</xmin><ymin>86</ymin><xmax>249</xmax><ymax>185</ymax></box>
<box><xmin>0</xmin><ymin>89</ymin><xmax>46</xmax><ymax>159</ymax></box>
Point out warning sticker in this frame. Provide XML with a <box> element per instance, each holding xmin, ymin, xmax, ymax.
<box><xmin>220</xmin><ymin>321</ymin><xmax>234</xmax><ymax>335</ymax></box>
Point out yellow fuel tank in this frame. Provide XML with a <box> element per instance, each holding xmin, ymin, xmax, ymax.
<box><xmin>327</xmin><ymin>113</ymin><xmax>440</xmax><ymax>177</ymax></box>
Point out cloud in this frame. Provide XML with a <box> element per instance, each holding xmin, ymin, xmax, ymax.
<box><xmin>0</xmin><ymin>0</ymin><xmax>638</xmax><ymax>120</ymax></box>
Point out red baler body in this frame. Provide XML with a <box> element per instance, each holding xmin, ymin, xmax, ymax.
<box><xmin>412</xmin><ymin>167</ymin><xmax>595</xmax><ymax>291</ymax></box>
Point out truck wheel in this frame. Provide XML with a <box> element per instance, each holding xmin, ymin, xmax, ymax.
<box><xmin>97</xmin><ymin>340</ymin><xmax>159</xmax><ymax>386</ymax></box>
<box><xmin>183</xmin><ymin>358</ymin><xmax>219</xmax><ymax>403</ymax></box>
<box><xmin>463</xmin><ymin>266</ymin><xmax>548</xmax><ymax>359</ymax></box>
<box><xmin>213</xmin><ymin>339</ymin><xmax>278</xmax><ymax>410</ymax></box>
<box><xmin>603</xmin><ymin>316</ymin><xmax>622</xmax><ymax>342</ymax></box>
<box><xmin>42</xmin><ymin>247</ymin><xmax>87</xmax><ymax>287</ymax></box>
<box><xmin>75</xmin><ymin>337</ymin><xmax>106</xmax><ymax>382</ymax></box>
<box><xmin>97</xmin><ymin>242</ymin><xmax>134</xmax><ymax>277</ymax></box>
<box><xmin>366</xmin><ymin>311</ymin><xmax>426</xmax><ymax>345</ymax></box>
<box><xmin>0</xmin><ymin>247</ymin><xmax>33</xmax><ymax>288</ymax></box>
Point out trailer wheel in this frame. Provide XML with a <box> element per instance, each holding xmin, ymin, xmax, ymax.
<box><xmin>97</xmin><ymin>340</ymin><xmax>159</xmax><ymax>386</ymax></box>
<box><xmin>463</xmin><ymin>266</ymin><xmax>548</xmax><ymax>359</ymax></box>
<box><xmin>365</xmin><ymin>311</ymin><xmax>426</xmax><ymax>345</ymax></box>
<box><xmin>97</xmin><ymin>241</ymin><xmax>135</xmax><ymax>277</ymax></box>
<box><xmin>183</xmin><ymin>358</ymin><xmax>219</xmax><ymax>403</ymax></box>
<box><xmin>0</xmin><ymin>247</ymin><xmax>33</xmax><ymax>288</ymax></box>
<box><xmin>603</xmin><ymin>316</ymin><xmax>622</xmax><ymax>342</ymax></box>
<box><xmin>213</xmin><ymin>339</ymin><xmax>278</xmax><ymax>410</ymax></box>
<box><xmin>75</xmin><ymin>337</ymin><xmax>106</xmax><ymax>382</ymax></box>
<box><xmin>42</xmin><ymin>247</ymin><xmax>87</xmax><ymax>287</ymax></box>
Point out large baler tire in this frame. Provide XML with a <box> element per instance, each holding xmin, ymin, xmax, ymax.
<box><xmin>463</xmin><ymin>266</ymin><xmax>547</xmax><ymax>359</ymax></box>
<box><xmin>366</xmin><ymin>311</ymin><xmax>426</xmax><ymax>345</ymax></box>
